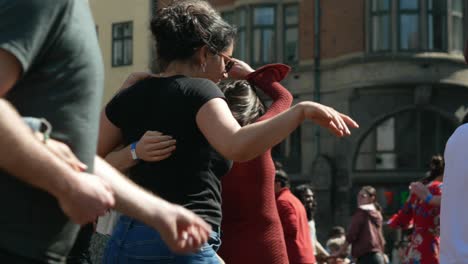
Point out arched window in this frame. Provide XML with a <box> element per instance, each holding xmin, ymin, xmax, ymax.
<box><xmin>355</xmin><ymin>109</ymin><xmax>456</xmax><ymax>171</ymax></box>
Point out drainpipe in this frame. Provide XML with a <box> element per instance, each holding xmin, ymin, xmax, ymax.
<box><xmin>314</xmin><ymin>0</ymin><xmax>321</xmax><ymax>160</ymax></box>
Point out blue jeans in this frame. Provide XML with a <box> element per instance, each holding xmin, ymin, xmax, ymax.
<box><xmin>103</xmin><ymin>215</ymin><xmax>221</xmax><ymax>264</ymax></box>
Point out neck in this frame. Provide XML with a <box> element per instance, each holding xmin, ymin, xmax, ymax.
<box><xmin>160</xmin><ymin>61</ymin><xmax>201</xmax><ymax>78</ymax></box>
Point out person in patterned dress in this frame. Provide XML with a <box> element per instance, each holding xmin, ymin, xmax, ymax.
<box><xmin>388</xmin><ymin>155</ymin><xmax>444</xmax><ymax>264</ymax></box>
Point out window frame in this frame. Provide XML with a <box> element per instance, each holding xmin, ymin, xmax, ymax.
<box><xmin>283</xmin><ymin>3</ymin><xmax>300</xmax><ymax>65</ymax></box>
<box><xmin>397</xmin><ymin>0</ymin><xmax>421</xmax><ymax>51</ymax></box>
<box><xmin>112</xmin><ymin>21</ymin><xmax>133</xmax><ymax>67</ymax></box>
<box><xmin>369</xmin><ymin>0</ymin><xmax>393</xmax><ymax>53</ymax></box>
<box><xmin>449</xmin><ymin>0</ymin><xmax>465</xmax><ymax>53</ymax></box>
<box><xmin>235</xmin><ymin>7</ymin><xmax>249</xmax><ymax>61</ymax></box>
<box><xmin>250</xmin><ymin>4</ymin><xmax>277</xmax><ymax>66</ymax></box>
<box><xmin>426</xmin><ymin>0</ymin><xmax>448</xmax><ymax>51</ymax></box>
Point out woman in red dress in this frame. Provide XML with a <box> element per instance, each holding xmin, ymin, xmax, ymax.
<box><xmin>388</xmin><ymin>155</ymin><xmax>444</xmax><ymax>264</ymax></box>
<box><xmin>217</xmin><ymin>63</ymin><xmax>292</xmax><ymax>264</ymax></box>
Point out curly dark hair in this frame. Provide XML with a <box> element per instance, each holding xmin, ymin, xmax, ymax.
<box><xmin>220</xmin><ymin>80</ymin><xmax>266</xmax><ymax>126</ymax></box>
<box><xmin>150</xmin><ymin>0</ymin><xmax>237</xmax><ymax>70</ymax></box>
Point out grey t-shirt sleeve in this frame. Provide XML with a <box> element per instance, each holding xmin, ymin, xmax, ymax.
<box><xmin>0</xmin><ymin>1</ymin><xmax>68</xmax><ymax>73</ymax></box>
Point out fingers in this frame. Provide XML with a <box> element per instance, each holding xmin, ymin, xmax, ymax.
<box><xmin>46</xmin><ymin>139</ymin><xmax>88</xmax><ymax>171</ymax></box>
<box><xmin>138</xmin><ymin>131</ymin><xmax>177</xmax><ymax>161</ymax></box>
<box><xmin>340</xmin><ymin>113</ymin><xmax>359</xmax><ymax>128</ymax></box>
<box><xmin>313</xmin><ymin>104</ymin><xmax>358</xmax><ymax>137</ymax></box>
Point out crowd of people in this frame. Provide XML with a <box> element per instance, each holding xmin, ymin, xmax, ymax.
<box><xmin>0</xmin><ymin>0</ymin><xmax>467</xmax><ymax>263</ymax></box>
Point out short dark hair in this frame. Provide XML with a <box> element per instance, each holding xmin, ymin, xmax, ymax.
<box><xmin>274</xmin><ymin>161</ymin><xmax>289</xmax><ymax>188</ymax></box>
<box><xmin>150</xmin><ymin>0</ymin><xmax>237</xmax><ymax>70</ymax></box>
<box><xmin>328</xmin><ymin>226</ymin><xmax>345</xmax><ymax>238</ymax></box>
<box><xmin>293</xmin><ymin>184</ymin><xmax>314</xmax><ymax>201</ymax></box>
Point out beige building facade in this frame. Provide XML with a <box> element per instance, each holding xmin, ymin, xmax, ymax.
<box><xmin>89</xmin><ymin>0</ymin><xmax>155</xmax><ymax>105</ymax></box>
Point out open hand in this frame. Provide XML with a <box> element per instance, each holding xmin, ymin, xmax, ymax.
<box><xmin>300</xmin><ymin>102</ymin><xmax>359</xmax><ymax>137</ymax></box>
<box><xmin>45</xmin><ymin>138</ymin><xmax>88</xmax><ymax>172</ymax></box>
<box><xmin>152</xmin><ymin>204</ymin><xmax>212</xmax><ymax>253</ymax></box>
<box><xmin>135</xmin><ymin>131</ymin><xmax>176</xmax><ymax>162</ymax></box>
<box><xmin>225</xmin><ymin>58</ymin><xmax>254</xmax><ymax>80</ymax></box>
<box><xmin>409</xmin><ymin>182</ymin><xmax>431</xmax><ymax>200</ymax></box>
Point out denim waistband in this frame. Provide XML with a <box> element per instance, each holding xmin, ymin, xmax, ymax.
<box><xmin>118</xmin><ymin>215</ymin><xmax>221</xmax><ymax>235</ymax></box>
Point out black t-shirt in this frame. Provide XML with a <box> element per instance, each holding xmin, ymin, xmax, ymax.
<box><xmin>0</xmin><ymin>0</ymin><xmax>103</xmax><ymax>262</ymax></box>
<box><xmin>106</xmin><ymin>76</ymin><xmax>232</xmax><ymax>227</ymax></box>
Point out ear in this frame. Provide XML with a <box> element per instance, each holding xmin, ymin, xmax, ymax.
<box><xmin>194</xmin><ymin>45</ymin><xmax>210</xmax><ymax>65</ymax></box>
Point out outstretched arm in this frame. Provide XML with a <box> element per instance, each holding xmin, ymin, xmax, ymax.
<box><xmin>197</xmin><ymin>98</ymin><xmax>357</xmax><ymax>162</ymax></box>
<box><xmin>198</xmin><ymin>60</ymin><xmax>358</xmax><ymax>162</ymax></box>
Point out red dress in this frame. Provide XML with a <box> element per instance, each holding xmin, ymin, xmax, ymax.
<box><xmin>218</xmin><ymin>64</ymin><xmax>292</xmax><ymax>264</ymax></box>
<box><xmin>388</xmin><ymin>181</ymin><xmax>442</xmax><ymax>264</ymax></box>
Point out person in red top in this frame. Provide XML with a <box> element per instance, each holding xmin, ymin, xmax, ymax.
<box><xmin>217</xmin><ymin>63</ymin><xmax>291</xmax><ymax>264</ymax></box>
<box><xmin>275</xmin><ymin>164</ymin><xmax>316</xmax><ymax>264</ymax></box>
<box><xmin>388</xmin><ymin>155</ymin><xmax>444</xmax><ymax>264</ymax></box>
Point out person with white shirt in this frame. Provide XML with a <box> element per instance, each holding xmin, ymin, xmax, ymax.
<box><xmin>440</xmin><ymin>114</ymin><xmax>468</xmax><ymax>264</ymax></box>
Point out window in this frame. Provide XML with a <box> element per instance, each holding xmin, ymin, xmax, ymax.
<box><xmin>355</xmin><ymin>109</ymin><xmax>455</xmax><ymax>171</ymax></box>
<box><xmin>284</xmin><ymin>4</ymin><xmax>299</xmax><ymax>64</ymax></box>
<box><xmin>427</xmin><ymin>0</ymin><xmax>447</xmax><ymax>51</ymax></box>
<box><xmin>273</xmin><ymin>127</ymin><xmax>302</xmax><ymax>174</ymax></box>
<box><xmin>451</xmin><ymin>0</ymin><xmax>465</xmax><ymax>52</ymax></box>
<box><xmin>112</xmin><ymin>22</ymin><xmax>133</xmax><ymax>67</ymax></box>
<box><xmin>398</xmin><ymin>0</ymin><xmax>420</xmax><ymax>50</ymax></box>
<box><xmin>222</xmin><ymin>9</ymin><xmax>248</xmax><ymax>61</ymax></box>
<box><xmin>370</xmin><ymin>0</ymin><xmax>391</xmax><ymax>52</ymax></box>
<box><xmin>252</xmin><ymin>6</ymin><xmax>276</xmax><ymax>65</ymax></box>
<box><xmin>369</xmin><ymin>0</ymin><xmax>464</xmax><ymax>53</ymax></box>
<box><xmin>236</xmin><ymin>9</ymin><xmax>248</xmax><ymax>60</ymax></box>
<box><xmin>222</xmin><ymin>11</ymin><xmax>235</xmax><ymax>25</ymax></box>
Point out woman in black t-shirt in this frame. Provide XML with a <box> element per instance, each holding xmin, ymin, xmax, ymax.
<box><xmin>99</xmin><ymin>1</ymin><xmax>358</xmax><ymax>263</ymax></box>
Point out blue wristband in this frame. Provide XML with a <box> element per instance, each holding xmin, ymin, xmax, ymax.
<box><xmin>130</xmin><ymin>142</ymin><xmax>139</xmax><ymax>160</ymax></box>
<box><xmin>424</xmin><ymin>193</ymin><xmax>433</xmax><ymax>204</ymax></box>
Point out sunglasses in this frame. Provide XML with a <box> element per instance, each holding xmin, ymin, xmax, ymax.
<box><xmin>217</xmin><ymin>53</ymin><xmax>235</xmax><ymax>73</ymax></box>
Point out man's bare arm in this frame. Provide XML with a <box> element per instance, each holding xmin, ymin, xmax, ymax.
<box><xmin>0</xmin><ymin>99</ymin><xmax>115</xmax><ymax>223</ymax></box>
<box><xmin>93</xmin><ymin>156</ymin><xmax>211</xmax><ymax>253</ymax></box>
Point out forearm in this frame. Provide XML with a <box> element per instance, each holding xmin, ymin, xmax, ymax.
<box><xmin>0</xmin><ymin>99</ymin><xmax>77</xmax><ymax>198</ymax></box>
<box><xmin>94</xmin><ymin>156</ymin><xmax>169</xmax><ymax>228</ymax></box>
<box><xmin>316</xmin><ymin>240</ymin><xmax>329</xmax><ymax>256</ymax></box>
<box><xmin>226</xmin><ymin>103</ymin><xmax>304</xmax><ymax>161</ymax></box>
<box><xmin>104</xmin><ymin>144</ymin><xmax>136</xmax><ymax>172</ymax></box>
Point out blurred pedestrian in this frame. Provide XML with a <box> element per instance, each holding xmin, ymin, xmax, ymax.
<box><xmin>333</xmin><ymin>186</ymin><xmax>386</xmax><ymax>264</ymax></box>
<box><xmin>440</xmin><ymin>113</ymin><xmax>468</xmax><ymax>264</ymax></box>
<box><xmin>275</xmin><ymin>166</ymin><xmax>316</xmax><ymax>264</ymax></box>
<box><xmin>0</xmin><ymin>1</ymin><xmax>211</xmax><ymax>262</ymax></box>
<box><xmin>387</xmin><ymin>155</ymin><xmax>444</xmax><ymax>264</ymax></box>
<box><xmin>294</xmin><ymin>184</ymin><xmax>330</xmax><ymax>262</ymax></box>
